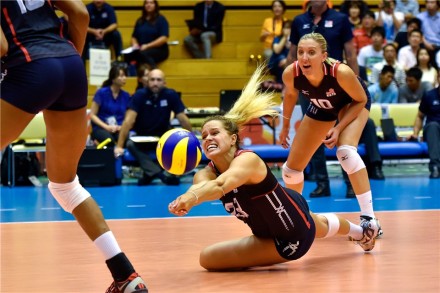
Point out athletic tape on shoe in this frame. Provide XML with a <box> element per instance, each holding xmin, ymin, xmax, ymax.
<box><xmin>321</xmin><ymin>213</ymin><xmax>340</xmax><ymax>238</ymax></box>
<box><xmin>48</xmin><ymin>176</ymin><xmax>91</xmax><ymax>213</ymax></box>
<box><xmin>282</xmin><ymin>162</ymin><xmax>304</xmax><ymax>185</ymax></box>
<box><xmin>336</xmin><ymin>145</ymin><xmax>366</xmax><ymax>175</ymax></box>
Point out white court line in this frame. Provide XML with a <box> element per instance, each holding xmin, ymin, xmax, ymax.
<box><xmin>375</xmin><ymin>197</ymin><xmax>393</xmax><ymax>200</ymax></box>
<box><xmin>334</xmin><ymin>199</ymin><xmax>352</xmax><ymax>202</ymax></box>
<box><xmin>41</xmin><ymin>207</ymin><xmax>61</xmax><ymax>210</ymax></box>
<box><xmin>414</xmin><ymin>196</ymin><xmax>432</xmax><ymax>199</ymax></box>
<box><xmin>210</xmin><ymin>202</ymin><xmax>223</xmax><ymax>205</ymax></box>
<box><xmin>127</xmin><ymin>205</ymin><xmax>146</xmax><ymax>208</ymax></box>
<box><xmin>0</xmin><ymin>208</ymin><xmax>17</xmax><ymax>212</ymax></box>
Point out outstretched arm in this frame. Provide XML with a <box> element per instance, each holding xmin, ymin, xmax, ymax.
<box><xmin>169</xmin><ymin>152</ymin><xmax>267</xmax><ymax>216</ymax></box>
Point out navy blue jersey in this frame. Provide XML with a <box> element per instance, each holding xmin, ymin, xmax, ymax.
<box><xmin>209</xmin><ymin>150</ymin><xmax>316</xmax><ymax>260</ymax></box>
<box><xmin>87</xmin><ymin>2</ymin><xmax>117</xmax><ymax>29</ymax></box>
<box><xmin>129</xmin><ymin>87</ymin><xmax>186</xmax><ymax>137</ymax></box>
<box><xmin>1</xmin><ymin>0</ymin><xmax>78</xmax><ymax>68</ymax></box>
<box><xmin>419</xmin><ymin>87</ymin><xmax>440</xmax><ymax>124</ymax></box>
<box><xmin>293</xmin><ymin>61</ymin><xmax>371</xmax><ymax>121</ymax></box>
<box><xmin>290</xmin><ymin>8</ymin><xmax>352</xmax><ymax>61</ymax></box>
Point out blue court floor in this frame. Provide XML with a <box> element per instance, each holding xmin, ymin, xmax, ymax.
<box><xmin>1</xmin><ymin>164</ymin><xmax>439</xmax><ymax>223</ymax></box>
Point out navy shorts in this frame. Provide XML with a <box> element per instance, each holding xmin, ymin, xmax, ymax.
<box><xmin>273</xmin><ymin>189</ymin><xmax>316</xmax><ymax>260</ymax></box>
<box><xmin>1</xmin><ymin>55</ymin><xmax>87</xmax><ymax>114</ymax></box>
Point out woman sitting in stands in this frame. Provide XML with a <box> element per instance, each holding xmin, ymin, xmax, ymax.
<box><xmin>90</xmin><ymin>64</ymin><xmax>130</xmax><ymax>147</ymax></box>
<box><xmin>124</xmin><ymin>0</ymin><xmax>169</xmax><ymax>69</ymax></box>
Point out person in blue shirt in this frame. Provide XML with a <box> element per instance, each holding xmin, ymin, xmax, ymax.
<box><xmin>0</xmin><ymin>1</ymin><xmax>147</xmax><ymax>292</ymax></box>
<box><xmin>115</xmin><ymin>69</ymin><xmax>192</xmax><ymax>185</ymax></box>
<box><xmin>368</xmin><ymin>65</ymin><xmax>399</xmax><ymax>103</ymax></box>
<box><xmin>84</xmin><ymin>0</ymin><xmax>123</xmax><ymax>60</ymax></box>
<box><xmin>90</xmin><ymin>64</ymin><xmax>131</xmax><ymax>146</ymax></box>
<box><xmin>409</xmin><ymin>70</ymin><xmax>440</xmax><ymax>178</ymax></box>
<box><xmin>124</xmin><ymin>0</ymin><xmax>169</xmax><ymax>68</ymax></box>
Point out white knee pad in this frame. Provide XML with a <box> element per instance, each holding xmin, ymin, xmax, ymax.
<box><xmin>336</xmin><ymin>145</ymin><xmax>366</xmax><ymax>175</ymax></box>
<box><xmin>282</xmin><ymin>163</ymin><xmax>304</xmax><ymax>185</ymax></box>
<box><xmin>48</xmin><ymin>176</ymin><xmax>91</xmax><ymax>213</ymax></box>
<box><xmin>321</xmin><ymin>213</ymin><xmax>340</xmax><ymax>238</ymax></box>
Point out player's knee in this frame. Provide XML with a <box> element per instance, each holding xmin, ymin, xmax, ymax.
<box><xmin>282</xmin><ymin>163</ymin><xmax>304</xmax><ymax>185</ymax></box>
<box><xmin>321</xmin><ymin>213</ymin><xmax>340</xmax><ymax>238</ymax></box>
<box><xmin>336</xmin><ymin>145</ymin><xmax>365</xmax><ymax>175</ymax></box>
<box><xmin>48</xmin><ymin>176</ymin><xmax>91</xmax><ymax>213</ymax></box>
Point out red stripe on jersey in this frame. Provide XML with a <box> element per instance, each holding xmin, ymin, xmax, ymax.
<box><xmin>294</xmin><ymin>61</ymin><xmax>300</xmax><ymax>77</ymax></box>
<box><xmin>331</xmin><ymin>62</ymin><xmax>340</xmax><ymax>78</ymax></box>
<box><xmin>279</xmin><ymin>184</ymin><xmax>312</xmax><ymax>229</ymax></box>
<box><xmin>322</xmin><ymin>62</ymin><xmax>328</xmax><ymax>75</ymax></box>
<box><xmin>2</xmin><ymin>7</ymin><xmax>31</xmax><ymax>62</ymax></box>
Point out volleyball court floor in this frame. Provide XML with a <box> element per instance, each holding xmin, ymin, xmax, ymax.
<box><xmin>1</xmin><ymin>163</ymin><xmax>439</xmax><ymax>292</ymax></box>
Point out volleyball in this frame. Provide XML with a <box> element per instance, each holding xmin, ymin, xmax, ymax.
<box><xmin>156</xmin><ymin>129</ymin><xmax>202</xmax><ymax>175</ymax></box>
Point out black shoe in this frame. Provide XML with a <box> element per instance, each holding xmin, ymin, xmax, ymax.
<box><xmin>346</xmin><ymin>185</ymin><xmax>356</xmax><ymax>198</ymax></box>
<box><xmin>309</xmin><ymin>184</ymin><xmax>331</xmax><ymax>198</ymax></box>
<box><xmin>369</xmin><ymin>165</ymin><xmax>385</xmax><ymax>180</ymax></box>
<box><xmin>158</xmin><ymin>172</ymin><xmax>180</xmax><ymax>185</ymax></box>
<box><xmin>430</xmin><ymin>166</ymin><xmax>440</xmax><ymax>179</ymax></box>
<box><xmin>137</xmin><ymin>175</ymin><xmax>154</xmax><ymax>186</ymax></box>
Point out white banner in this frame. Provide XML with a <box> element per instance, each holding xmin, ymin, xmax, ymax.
<box><xmin>89</xmin><ymin>48</ymin><xmax>111</xmax><ymax>86</ymax></box>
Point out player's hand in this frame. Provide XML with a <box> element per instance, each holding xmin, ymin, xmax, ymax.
<box><xmin>323</xmin><ymin>127</ymin><xmax>340</xmax><ymax>149</ymax></box>
<box><xmin>279</xmin><ymin>126</ymin><xmax>291</xmax><ymax>149</ymax></box>
<box><xmin>114</xmin><ymin>146</ymin><xmax>124</xmax><ymax>158</ymax></box>
<box><xmin>168</xmin><ymin>193</ymin><xmax>197</xmax><ymax>216</ymax></box>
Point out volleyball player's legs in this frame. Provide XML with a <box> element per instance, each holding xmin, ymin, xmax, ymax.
<box><xmin>199</xmin><ymin>235</ymin><xmax>287</xmax><ymax>271</ymax></box>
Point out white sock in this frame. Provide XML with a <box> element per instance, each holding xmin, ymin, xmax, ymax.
<box><xmin>94</xmin><ymin>231</ymin><xmax>122</xmax><ymax>260</ymax></box>
<box><xmin>356</xmin><ymin>190</ymin><xmax>375</xmax><ymax>218</ymax></box>
<box><xmin>347</xmin><ymin>221</ymin><xmax>363</xmax><ymax>241</ymax></box>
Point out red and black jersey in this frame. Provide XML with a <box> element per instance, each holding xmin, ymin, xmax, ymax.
<box><xmin>1</xmin><ymin>0</ymin><xmax>78</xmax><ymax>68</ymax></box>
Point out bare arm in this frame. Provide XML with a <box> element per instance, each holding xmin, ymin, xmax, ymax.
<box><xmin>140</xmin><ymin>36</ymin><xmax>168</xmax><ymax>51</ymax></box>
<box><xmin>1</xmin><ymin>27</ymin><xmax>8</xmax><ymax>57</ymax></box>
<box><xmin>169</xmin><ymin>153</ymin><xmax>267</xmax><ymax>215</ymax></box>
<box><xmin>344</xmin><ymin>40</ymin><xmax>359</xmax><ymax>75</ymax></box>
<box><xmin>175</xmin><ymin>112</ymin><xmax>193</xmax><ymax>132</ymax></box>
<box><xmin>334</xmin><ymin>64</ymin><xmax>367</xmax><ymax>133</ymax></box>
<box><xmin>286</xmin><ymin>44</ymin><xmax>297</xmax><ymax>66</ymax></box>
<box><xmin>89</xmin><ymin>101</ymin><xmax>108</xmax><ymax>130</ymax></box>
<box><xmin>410</xmin><ymin>111</ymin><xmax>425</xmax><ymax>139</ymax></box>
<box><xmin>115</xmin><ymin>109</ymin><xmax>137</xmax><ymax>152</ymax></box>
<box><xmin>279</xmin><ymin>64</ymin><xmax>299</xmax><ymax>147</ymax></box>
<box><xmin>54</xmin><ymin>0</ymin><xmax>89</xmax><ymax>54</ymax></box>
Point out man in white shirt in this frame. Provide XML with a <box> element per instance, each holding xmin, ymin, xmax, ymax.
<box><xmin>371</xmin><ymin>43</ymin><xmax>406</xmax><ymax>87</ymax></box>
<box><xmin>357</xmin><ymin>26</ymin><xmax>386</xmax><ymax>84</ymax></box>
<box><xmin>398</xmin><ymin>29</ymin><xmax>423</xmax><ymax>70</ymax></box>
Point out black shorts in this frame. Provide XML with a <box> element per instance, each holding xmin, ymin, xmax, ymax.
<box><xmin>1</xmin><ymin>55</ymin><xmax>87</xmax><ymax>114</ymax></box>
<box><xmin>272</xmin><ymin>190</ymin><xmax>316</xmax><ymax>260</ymax></box>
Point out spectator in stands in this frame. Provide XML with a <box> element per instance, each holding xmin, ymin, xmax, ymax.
<box><xmin>115</xmin><ymin>69</ymin><xmax>192</xmax><ymax>186</ymax></box>
<box><xmin>375</xmin><ymin>0</ymin><xmax>405</xmax><ymax>43</ymax></box>
<box><xmin>357</xmin><ymin>26</ymin><xmax>386</xmax><ymax>84</ymax></box>
<box><xmin>398</xmin><ymin>29</ymin><xmax>423</xmax><ymax>70</ymax></box>
<box><xmin>268</xmin><ymin>20</ymin><xmax>291</xmax><ymax>83</ymax></box>
<box><xmin>371</xmin><ymin>43</ymin><xmax>406</xmax><ymax>87</ymax></box>
<box><xmin>184</xmin><ymin>0</ymin><xmax>225</xmax><ymax>59</ymax></box>
<box><xmin>393</xmin><ymin>17</ymin><xmax>422</xmax><ymax>53</ymax></box>
<box><xmin>368</xmin><ymin>65</ymin><xmax>399</xmax><ymax>103</ymax></box>
<box><xmin>399</xmin><ymin>67</ymin><xmax>433</xmax><ymax>102</ymax></box>
<box><xmin>394</xmin><ymin>0</ymin><xmax>420</xmax><ymax>31</ymax></box>
<box><xmin>339</xmin><ymin>0</ymin><xmax>369</xmax><ymax>18</ymax></box>
<box><xmin>341</xmin><ymin>0</ymin><xmax>367</xmax><ymax>30</ymax></box>
<box><xmin>417</xmin><ymin>0</ymin><xmax>440</xmax><ymax>59</ymax></box>
<box><xmin>409</xmin><ymin>70</ymin><xmax>440</xmax><ymax>179</ymax></box>
<box><xmin>260</xmin><ymin>1</ymin><xmax>287</xmax><ymax>60</ymax></box>
<box><xmin>124</xmin><ymin>0</ymin><xmax>169</xmax><ymax>68</ymax></box>
<box><xmin>84</xmin><ymin>0</ymin><xmax>123</xmax><ymax>61</ymax></box>
<box><xmin>287</xmin><ymin>0</ymin><xmax>358</xmax><ymax>198</ymax></box>
<box><xmin>417</xmin><ymin>47</ymin><xmax>439</xmax><ymax>87</ymax></box>
<box><xmin>353</xmin><ymin>11</ymin><xmax>377</xmax><ymax>54</ymax></box>
<box><xmin>302</xmin><ymin>0</ymin><xmax>333</xmax><ymax>11</ymax></box>
<box><xmin>90</xmin><ymin>65</ymin><xmax>130</xmax><ymax>147</ymax></box>
<box><xmin>136</xmin><ymin>63</ymin><xmax>153</xmax><ymax>91</ymax></box>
